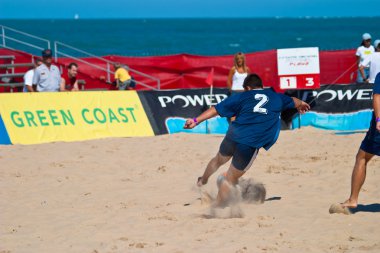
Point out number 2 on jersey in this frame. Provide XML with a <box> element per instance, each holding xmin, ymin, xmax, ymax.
<box><xmin>253</xmin><ymin>94</ymin><xmax>269</xmax><ymax>114</ymax></box>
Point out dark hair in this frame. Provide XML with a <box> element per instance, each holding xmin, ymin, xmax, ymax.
<box><xmin>360</xmin><ymin>39</ymin><xmax>371</xmax><ymax>47</ymax></box>
<box><xmin>113</xmin><ymin>62</ymin><xmax>121</xmax><ymax>70</ymax></box>
<box><xmin>35</xmin><ymin>58</ymin><xmax>42</xmax><ymax>64</ymax></box>
<box><xmin>68</xmin><ymin>62</ymin><xmax>78</xmax><ymax>69</ymax></box>
<box><xmin>243</xmin><ymin>73</ymin><xmax>263</xmax><ymax>89</ymax></box>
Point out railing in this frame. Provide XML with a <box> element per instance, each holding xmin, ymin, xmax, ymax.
<box><xmin>54</xmin><ymin>41</ymin><xmax>160</xmax><ymax>90</ymax></box>
<box><xmin>0</xmin><ymin>25</ymin><xmax>50</xmax><ymax>55</ymax></box>
<box><xmin>0</xmin><ymin>25</ymin><xmax>161</xmax><ymax>90</ymax></box>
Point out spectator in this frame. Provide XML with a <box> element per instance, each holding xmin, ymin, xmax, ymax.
<box><xmin>113</xmin><ymin>63</ymin><xmax>133</xmax><ymax>90</ymax></box>
<box><xmin>23</xmin><ymin>59</ymin><xmax>42</xmax><ymax>92</ymax></box>
<box><xmin>60</xmin><ymin>62</ymin><xmax>79</xmax><ymax>91</ymax></box>
<box><xmin>356</xmin><ymin>33</ymin><xmax>375</xmax><ymax>83</ymax></box>
<box><xmin>32</xmin><ymin>49</ymin><xmax>61</xmax><ymax>92</ymax></box>
<box><xmin>359</xmin><ymin>40</ymin><xmax>380</xmax><ymax>84</ymax></box>
<box><xmin>227</xmin><ymin>52</ymin><xmax>250</xmax><ymax>94</ymax></box>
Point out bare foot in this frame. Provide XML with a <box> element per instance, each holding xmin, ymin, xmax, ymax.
<box><xmin>342</xmin><ymin>199</ymin><xmax>358</xmax><ymax>209</ymax></box>
<box><xmin>329</xmin><ymin>199</ymin><xmax>358</xmax><ymax>215</ymax></box>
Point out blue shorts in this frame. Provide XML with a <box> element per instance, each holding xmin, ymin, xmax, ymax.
<box><xmin>360</xmin><ymin>133</ymin><xmax>380</xmax><ymax>156</ymax></box>
<box><xmin>219</xmin><ymin>137</ymin><xmax>259</xmax><ymax>171</ymax></box>
<box><xmin>360</xmin><ymin>117</ymin><xmax>380</xmax><ymax>156</ymax></box>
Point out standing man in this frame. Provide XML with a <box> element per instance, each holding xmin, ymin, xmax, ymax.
<box><xmin>356</xmin><ymin>33</ymin><xmax>375</xmax><ymax>83</ymax></box>
<box><xmin>23</xmin><ymin>58</ymin><xmax>42</xmax><ymax>92</ymax></box>
<box><xmin>331</xmin><ymin>72</ymin><xmax>380</xmax><ymax>214</ymax></box>
<box><xmin>184</xmin><ymin>74</ymin><xmax>310</xmax><ymax>207</ymax></box>
<box><xmin>33</xmin><ymin>49</ymin><xmax>61</xmax><ymax>92</ymax></box>
<box><xmin>359</xmin><ymin>39</ymin><xmax>380</xmax><ymax>84</ymax></box>
<box><xmin>60</xmin><ymin>62</ymin><xmax>79</xmax><ymax>91</ymax></box>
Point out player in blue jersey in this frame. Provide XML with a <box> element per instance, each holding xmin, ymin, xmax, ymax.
<box><xmin>333</xmin><ymin>72</ymin><xmax>380</xmax><ymax>214</ymax></box>
<box><xmin>184</xmin><ymin>73</ymin><xmax>310</xmax><ymax>206</ymax></box>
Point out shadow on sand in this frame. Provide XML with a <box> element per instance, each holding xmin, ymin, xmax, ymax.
<box><xmin>350</xmin><ymin>203</ymin><xmax>380</xmax><ymax>214</ymax></box>
<box><xmin>265</xmin><ymin>196</ymin><xmax>281</xmax><ymax>201</ymax></box>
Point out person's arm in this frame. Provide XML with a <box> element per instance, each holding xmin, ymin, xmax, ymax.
<box><xmin>26</xmin><ymin>85</ymin><xmax>34</xmax><ymax>92</ymax></box>
<box><xmin>374</xmin><ymin>94</ymin><xmax>380</xmax><ymax>131</ymax></box>
<box><xmin>227</xmin><ymin>68</ymin><xmax>234</xmax><ymax>91</ymax></box>
<box><xmin>356</xmin><ymin>55</ymin><xmax>361</xmax><ymax>66</ymax></box>
<box><xmin>32</xmin><ymin>69</ymin><xmax>40</xmax><ymax>91</ymax></box>
<box><xmin>359</xmin><ymin>66</ymin><xmax>368</xmax><ymax>82</ymax></box>
<box><xmin>184</xmin><ymin>107</ymin><xmax>219</xmax><ymax>129</ymax></box>
<box><xmin>292</xmin><ymin>97</ymin><xmax>310</xmax><ymax>114</ymax></box>
<box><xmin>114</xmin><ymin>70</ymin><xmax>120</xmax><ymax>88</ymax></box>
<box><xmin>72</xmin><ymin>80</ymin><xmax>79</xmax><ymax>91</ymax></box>
<box><xmin>246</xmin><ymin>67</ymin><xmax>251</xmax><ymax>74</ymax></box>
<box><xmin>60</xmin><ymin>77</ymin><xmax>67</xmax><ymax>91</ymax></box>
<box><xmin>355</xmin><ymin>47</ymin><xmax>361</xmax><ymax>66</ymax></box>
<box><xmin>359</xmin><ymin>57</ymin><xmax>370</xmax><ymax>82</ymax></box>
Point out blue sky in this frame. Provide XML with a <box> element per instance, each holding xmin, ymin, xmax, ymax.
<box><xmin>0</xmin><ymin>0</ymin><xmax>378</xmax><ymax>19</ymax></box>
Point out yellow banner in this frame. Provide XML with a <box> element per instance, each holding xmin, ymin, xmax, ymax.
<box><xmin>0</xmin><ymin>91</ymin><xmax>154</xmax><ymax>144</ymax></box>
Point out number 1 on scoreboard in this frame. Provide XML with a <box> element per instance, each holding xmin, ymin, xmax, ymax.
<box><xmin>280</xmin><ymin>76</ymin><xmax>297</xmax><ymax>89</ymax></box>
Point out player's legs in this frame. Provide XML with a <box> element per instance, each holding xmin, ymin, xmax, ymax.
<box><xmin>216</xmin><ymin>164</ymin><xmax>245</xmax><ymax>207</ymax></box>
<box><xmin>197</xmin><ymin>152</ymin><xmax>231</xmax><ymax>186</ymax></box>
<box><xmin>197</xmin><ymin>137</ymin><xmax>237</xmax><ymax>186</ymax></box>
<box><xmin>343</xmin><ymin>149</ymin><xmax>374</xmax><ymax>208</ymax></box>
<box><xmin>215</xmin><ymin>143</ymin><xmax>259</xmax><ymax>207</ymax></box>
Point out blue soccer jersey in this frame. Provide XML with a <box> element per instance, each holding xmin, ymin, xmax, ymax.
<box><xmin>215</xmin><ymin>88</ymin><xmax>295</xmax><ymax>150</ymax></box>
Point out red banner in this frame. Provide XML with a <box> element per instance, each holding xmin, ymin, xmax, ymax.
<box><xmin>1</xmin><ymin>48</ymin><xmax>357</xmax><ymax>92</ymax></box>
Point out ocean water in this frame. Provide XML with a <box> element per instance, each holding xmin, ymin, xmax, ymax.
<box><xmin>0</xmin><ymin>18</ymin><xmax>379</xmax><ymax>57</ymax></box>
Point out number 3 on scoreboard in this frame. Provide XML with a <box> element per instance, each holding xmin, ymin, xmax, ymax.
<box><xmin>305</xmin><ymin>77</ymin><xmax>314</xmax><ymax>86</ymax></box>
<box><xmin>253</xmin><ymin>94</ymin><xmax>268</xmax><ymax>114</ymax></box>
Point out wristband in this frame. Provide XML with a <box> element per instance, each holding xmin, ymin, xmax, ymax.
<box><xmin>376</xmin><ymin>117</ymin><xmax>380</xmax><ymax>123</ymax></box>
<box><xmin>193</xmin><ymin>118</ymin><xmax>198</xmax><ymax>125</ymax></box>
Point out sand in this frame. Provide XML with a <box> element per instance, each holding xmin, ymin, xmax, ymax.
<box><xmin>1</xmin><ymin>127</ymin><xmax>379</xmax><ymax>253</ymax></box>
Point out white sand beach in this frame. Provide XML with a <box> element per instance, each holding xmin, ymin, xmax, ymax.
<box><xmin>1</xmin><ymin>128</ymin><xmax>379</xmax><ymax>253</ymax></box>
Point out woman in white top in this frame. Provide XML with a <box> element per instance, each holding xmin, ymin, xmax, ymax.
<box><xmin>356</xmin><ymin>33</ymin><xmax>375</xmax><ymax>83</ymax></box>
<box><xmin>227</xmin><ymin>52</ymin><xmax>250</xmax><ymax>93</ymax></box>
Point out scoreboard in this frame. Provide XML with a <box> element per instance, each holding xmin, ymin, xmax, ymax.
<box><xmin>277</xmin><ymin>47</ymin><xmax>320</xmax><ymax>90</ymax></box>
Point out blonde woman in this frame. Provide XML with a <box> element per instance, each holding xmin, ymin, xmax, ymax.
<box><xmin>227</xmin><ymin>52</ymin><xmax>250</xmax><ymax>94</ymax></box>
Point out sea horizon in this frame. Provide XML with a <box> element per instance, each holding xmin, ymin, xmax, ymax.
<box><xmin>1</xmin><ymin>17</ymin><xmax>379</xmax><ymax>57</ymax></box>
<box><xmin>1</xmin><ymin>16</ymin><xmax>380</xmax><ymax>20</ymax></box>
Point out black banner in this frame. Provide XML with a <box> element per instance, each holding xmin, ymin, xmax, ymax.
<box><xmin>139</xmin><ymin>84</ymin><xmax>374</xmax><ymax>135</ymax></box>
<box><xmin>138</xmin><ymin>88</ymin><xmax>229</xmax><ymax>134</ymax></box>
<box><xmin>285</xmin><ymin>83</ymin><xmax>373</xmax><ymax>113</ymax></box>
